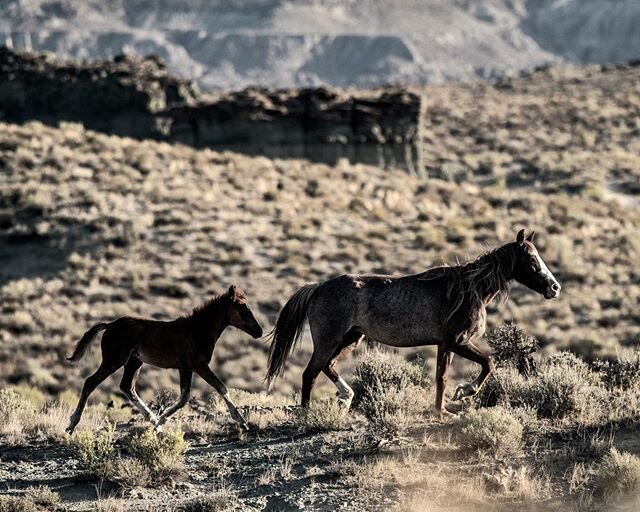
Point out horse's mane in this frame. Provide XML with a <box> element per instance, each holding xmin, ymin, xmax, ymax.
<box><xmin>418</xmin><ymin>243</ymin><xmax>517</xmax><ymax>320</ymax></box>
<box><xmin>184</xmin><ymin>294</ymin><xmax>228</xmax><ymax>323</ymax></box>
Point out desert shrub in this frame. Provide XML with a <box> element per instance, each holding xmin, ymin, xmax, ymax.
<box><xmin>297</xmin><ymin>400</ymin><xmax>346</xmax><ymax>431</ymax></box>
<box><xmin>115</xmin><ymin>458</ymin><xmax>151</xmax><ymax>488</ymax></box>
<box><xmin>477</xmin><ymin>353</ymin><xmax>608</xmax><ymax>423</ymax></box>
<box><xmin>23</xmin><ymin>487</ymin><xmax>60</xmax><ymax>509</ymax></box>
<box><xmin>0</xmin><ymin>389</ymin><xmax>32</xmax><ymax>423</ymax></box>
<box><xmin>68</xmin><ymin>424</ymin><xmax>118</xmax><ymax>480</ymax></box>
<box><xmin>595</xmin><ymin>448</ymin><xmax>640</xmax><ymax>499</ymax></box>
<box><xmin>458</xmin><ymin>407</ymin><xmax>523</xmax><ymax>456</ymax></box>
<box><xmin>9</xmin><ymin>386</ymin><xmax>47</xmax><ymax>410</ymax></box>
<box><xmin>0</xmin><ymin>495</ymin><xmax>38</xmax><ymax>512</ymax></box>
<box><xmin>125</xmin><ymin>425</ymin><xmax>188</xmax><ymax>481</ymax></box>
<box><xmin>486</xmin><ymin>323</ymin><xmax>538</xmax><ymax>376</ymax></box>
<box><xmin>182</xmin><ymin>488</ymin><xmax>246</xmax><ymax>512</ymax></box>
<box><xmin>593</xmin><ymin>351</ymin><xmax>640</xmax><ymax>390</ymax></box>
<box><xmin>352</xmin><ymin>350</ymin><xmax>424</xmax><ymax>406</ymax></box>
<box><xmin>351</xmin><ymin>350</ymin><xmax>429</xmax><ymax>433</ymax></box>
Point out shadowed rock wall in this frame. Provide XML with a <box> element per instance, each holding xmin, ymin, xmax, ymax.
<box><xmin>0</xmin><ymin>47</ymin><xmax>423</xmax><ymax>173</ymax></box>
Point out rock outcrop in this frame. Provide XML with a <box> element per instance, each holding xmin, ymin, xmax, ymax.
<box><xmin>0</xmin><ymin>47</ymin><xmax>198</xmax><ymax>138</ymax></box>
<box><xmin>168</xmin><ymin>88</ymin><xmax>423</xmax><ymax>174</ymax></box>
<box><xmin>0</xmin><ymin>48</ymin><xmax>423</xmax><ymax>172</ymax></box>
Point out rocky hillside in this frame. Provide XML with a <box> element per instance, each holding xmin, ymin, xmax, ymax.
<box><xmin>2</xmin><ymin>0</ymin><xmax>640</xmax><ymax>89</ymax></box>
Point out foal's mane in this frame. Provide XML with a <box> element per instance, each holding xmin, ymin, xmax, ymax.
<box><xmin>184</xmin><ymin>294</ymin><xmax>229</xmax><ymax>323</ymax></box>
<box><xmin>419</xmin><ymin>243</ymin><xmax>517</xmax><ymax>320</ymax></box>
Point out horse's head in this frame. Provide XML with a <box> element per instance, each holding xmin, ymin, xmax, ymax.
<box><xmin>511</xmin><ymin>229</ymin><xmax>561</xmax><ymax>300</ymax></box>
<box><xmin>226</xmin><ymin>285</ymin><xmax>263</xmax><ymax>338</ymax></box>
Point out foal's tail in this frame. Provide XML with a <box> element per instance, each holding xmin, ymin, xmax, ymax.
<box><xmin>67</xmin><ymin>322</ymin><xmax>109</xmax><ymax>362</ymax></box>
<box><xmin>266</xmin><ymin>283</ymin><xmax>319</xmax><ymax>384</ymax></box>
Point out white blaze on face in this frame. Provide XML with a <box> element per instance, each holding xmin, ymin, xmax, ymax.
<box><xmin>533</xmin><ymin>250</ymin><xmax>561</xmax><ymax>296</ymax></box>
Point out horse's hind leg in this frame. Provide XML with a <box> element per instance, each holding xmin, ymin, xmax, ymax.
<box><xmin>156</xmin><ymin>369</ymin><xmax>192</xmax><ymax>427</ymax></box>
<box><xmin>451</xmin><ymin>341</ymin><xmax>495</xmax><ymax>401</ymax></box>
<box><xmin>67</xmin><ymin>362</ymin><xmax>122</xmax><ymax>433</ymax></box>
<box><xmin>323</xmin><ymin>330</ymin><xmax>364</xmax><ymax>408</ymax></box>
<box><xmin>119</xmin><ymin>357</ymin><xmax>159</xmax><ymax>426</ymax></box>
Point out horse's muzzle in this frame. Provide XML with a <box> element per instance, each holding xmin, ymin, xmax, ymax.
<box><xmin>544</xmin><ymin>282</ymin><xmax>561</xmax><ymax>300</ymax></box>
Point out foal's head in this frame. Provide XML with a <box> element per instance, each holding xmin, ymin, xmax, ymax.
<box><xmin>225</xmin><ymin>285</ymin><xmax>263</xmax><ymax>338</ymax></box>
<box><xmin>511</xmin><ymin>229</ymin><xmax>561</xmax><ymax>300</ymax></box>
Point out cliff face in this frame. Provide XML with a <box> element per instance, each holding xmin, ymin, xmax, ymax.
<box><xmin>169</xmin><ymin>88</ymin><xmax>423</xmax><ymax>173</ymax></box>
<box><xmin>0</xmin><ymin>48</ymin><xmax>423</xmax><ymax>172</ymax></box>
<box><xmin>0</xmin><ymin>47</ymin><xmax>198</xmax><ymax>138</ymax></box>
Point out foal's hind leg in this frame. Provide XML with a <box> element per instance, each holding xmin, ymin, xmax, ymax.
<box><xmin>451</xmin><ymin>341</ymin><xmax>495</xmax><ymax>401</ymax></box>
<box><xmin>323</xmin><ymin>331</ymin><xmax>363</xmax><ymax>408</ymax></box>
<box><xmin>156</xmin><ymin>369</ymin><xmax>192</xmax><ymax>427</ymax></box>
<box><xmin>193</xmin><ymin>362</ymin><xmax>248</xmax><ymax>430</ymax></box>
<box><xmin>67</xmin><ymin>362</ymin><xmax>122</xmax><ymax>433</ymax></box>
<box><xmin>119</xmin><ymin>357</ymin><xmax>159</xmax><ymax>426</ymax></box>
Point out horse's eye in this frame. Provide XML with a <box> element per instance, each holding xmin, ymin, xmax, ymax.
<box><xmin>531</xmin><ymin>258</ymin><xmax>541</xmax><ymax>272</ymax></box>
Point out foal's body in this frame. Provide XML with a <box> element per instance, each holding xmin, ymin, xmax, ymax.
<box><xmin>267</xmin><ymin>230</ymin><xmax>561</xmax><ymax>411</ymax></box>
<box><xmin>66</xmin><ymin>286</ymin><xmax>262</xmax><ymax>433</ymax></box>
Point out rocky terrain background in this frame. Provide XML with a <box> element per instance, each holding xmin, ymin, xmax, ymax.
<box><xmin>2</xmin><ymin>0</ymin><xmax>640</xmax><ymax>89</ymax></box>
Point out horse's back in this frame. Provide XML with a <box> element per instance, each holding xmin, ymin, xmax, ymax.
<box><xmin>308</xmin><ymin>273</ymin><xmax>447</xmax><ymax>346</ymax></box>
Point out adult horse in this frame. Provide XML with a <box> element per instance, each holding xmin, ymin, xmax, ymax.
<box><xmin>266</xmin><ymin>230</ymin><xmax>561</xmax><ymax>413</ymax></box>
<box><xmin>66</xmin><ymin>285</ymin><xmax>262</xmax><ymax>433</ymax></box>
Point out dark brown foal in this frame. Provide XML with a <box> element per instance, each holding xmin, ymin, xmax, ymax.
<box><xmin>66</xmin><ymin>285</ymin><xmax>263</xmax><ymax>433</ymax></box>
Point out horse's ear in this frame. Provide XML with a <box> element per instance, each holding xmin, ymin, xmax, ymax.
<box><xmin>516</xmin><ymin>229</ymin><xmax>526</xmax><ymax>245</ymax></box>
<box><xmin>526</xmin><ymin>231</ymin><xmax>536</xmax><ymax>243</ymax></box>
<box><xmin>227</xmin><ymin>285</ymin><xmax>237</xmax><ymax>297</ymax></box>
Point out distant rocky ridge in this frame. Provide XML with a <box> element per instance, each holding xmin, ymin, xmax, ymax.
<box><xmin>0</xmin><ymin>47</ymin><xmax>423</xmax><ymax>172</ymax></box>
<box><xmin>1</xmin><ymin>0</ymin><xmax>640</xmax><ymax>89</ymax></box>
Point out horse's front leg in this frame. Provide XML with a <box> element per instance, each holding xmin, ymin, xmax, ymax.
<box><xmin>434</xmin><ymin>344</ymin><xmax>454</xmax><ymax>415</ymax></box>
<box><xmin>193</xmin><ymin>363</ymin><xmax>249</xmax><ymax>430</ymax></box>
<box><xmin>451</xmin><ymin>341</ymin><xmax>495</xmax><ymax>401</ymax></box>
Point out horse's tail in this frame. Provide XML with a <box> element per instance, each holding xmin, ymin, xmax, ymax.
<box><xmin>266</xmin><ymin>283</ymin><xmax>320</xmax><ymax>384</ymax></box>
<box><xmin>67</xmin><ymin>322</ymin><xmax>109</xmax><ymax>362</ymax></box>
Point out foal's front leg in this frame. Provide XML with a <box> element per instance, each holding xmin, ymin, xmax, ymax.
<box><xmin>193</xmin><ymin>363</ymin><xmax>248</xmax><ymax>430</ymax></box>
<box><xmin>156</xmin><ymin>369</ymin><xmax>193</xmax><ymax>428</ymax></box>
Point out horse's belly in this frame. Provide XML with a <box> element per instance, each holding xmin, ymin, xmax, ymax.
<box><xmin>135</xmin><ymin>347</ymin><xmax>181</xmax><ymax>369</ymax></box>
<box><xmin>362</xmin><ymin>319</ymin><xmax>443</xmax><ymax>347</ymax></box>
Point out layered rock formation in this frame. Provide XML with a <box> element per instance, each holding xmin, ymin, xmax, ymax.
<box><xmin>0</xmin><ymin>48</ymin><xmax>423</xmax><ymax>172</ymax></box>
<box><xmin>169</xmin><ymin>88</ymin><xmax>423</xmax><ymax>173</ymax></box>
<box><xmin>0</xmin><ymin>47</ymin><xmax>198</xmax><ymax>138</ymax></box>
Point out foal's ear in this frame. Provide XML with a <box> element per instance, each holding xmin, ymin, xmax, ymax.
<box><xmin>526</xmin><ymin>231</ymin><xmax>536</xmax><ymax>243</ymax></box>
<box><xmin>516</xmin><ymin>229</ymin><xmax>526</xmax><ymax>245</ymax></box>
<box><xmin>227</xmin><ymin>285</ymin><xmax>237</xmax><ymax>298</ymax></box>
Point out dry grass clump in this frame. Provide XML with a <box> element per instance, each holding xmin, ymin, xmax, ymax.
<box><xmin>351</xmin><ymin>349</ymin><xmax>430</xmax><ymax>435</ymax></box>
<box><xmin>595</xmin><ymin>448</ymin><xmax>640</xmax><ymax>501</ymax></box>
<box><xmin>0</xmin><ymin>487</ymin><xmax>61</xmax><ymax>512</ymax></box>
<box><xmin>180</xmin><ymin>486</ymin><xmax>260</xmax><ymax>512</ymax></box>
<box><xmin>457</xmin><ymin>407</ymin><xmax>523</xmax><ymax>456</ymax></box>
<box><xmin>478</xmin><ymin>363</ymin><xmax>607</xmax><ymax>424</ymax></box>
<box><xmin>594</xmin><ymin>351</ymin><xmax>640</xmax><ymax>390</ymax></box>
<box><xmin>68</xmin><ymin>424</ymin><xmax>118</xmax><ymax>480</ymax></box>
<box><xmin>297</xmin><ymin>400</ymin><xmax>346</xmax><ymax>431</ymax></box>
<box><xmin>124</xmin><ymin>425</ymin><xmax>188</xmax><ymax>483</ymax></box>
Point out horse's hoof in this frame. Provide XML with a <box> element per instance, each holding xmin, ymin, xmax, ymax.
<box><xmin>452</xmin><ymin>387</ymin><xmax>465</xmax><ymax>401</ymax></box>
<box><xmin>438</xmin><ymin>408</ymin><xmax>457</xmax><ymax>419</ymax></box>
